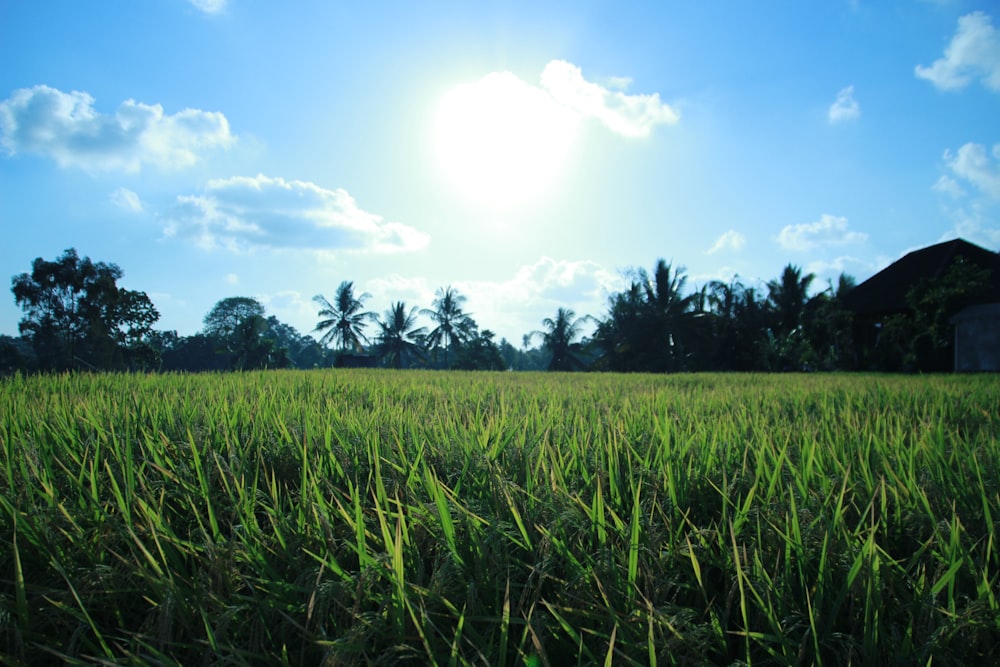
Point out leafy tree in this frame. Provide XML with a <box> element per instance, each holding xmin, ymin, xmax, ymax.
<box><xmin>422</xmin><ymin>286</ymin><xmax>471</xmax><ymax>368</ymax></box>
<box><xmin>223</xmin><ymin>315</ymin><xmax>277</xmax><ymax>370</ymax></box>
<box><xmin>453</xmin><ymin>328</ymin><xmax>506</xmax><ymax>371</ymax></box>
<box><xmin>373</xmin><ymin>302</ymin><xmax>427</xmax><ymax>369</ymax></box>
<box><xmin>200</xmin><ymin>297</ymin><xmax>289</xmax><ymax>370</ymax></box>
<box><xmin>534</xmin><ymin>308</ymin><xmax>590</xmax><ymax>371</ymax></box>
<box><xmin>202</xmin><ymin>297</ymin><xmax>262</xmax><ymax>369</ymax></box>
<box><xmin>313</xmin><ymin>281</ymin><xmax>375</xmax><ymax>352</ymax></box>
<box><xmin>263</xmin><ymin>316</ymin><xmax>328</xmax><ymax>368</ymax></box>
<box><xmin>907</xmin><ymin>257</ymin><xmax>993</xmax><ymax>372</ymax></box>
<box><xmin>158</xmin><ymin>333</ymin><xmax>229</xmax><ymax>372</ymax></box>
<box><xmin>0</xmin><ymin>334</ymin><xmax>34</xmax><ymax>375</ymax></box>
<box><xmin>11</xmin><ymin>248</ymin><xmax>159</xmax><ymax>370</ymax></box>
<box><xmin>202</xmin><ymin>297</ymin><xmax>265</xmax><ymax>339</ymax></box>
<box><xmin>499</xmin><ymin>335</ymin><xmax>546</xmax><ymax>371</ymax></box>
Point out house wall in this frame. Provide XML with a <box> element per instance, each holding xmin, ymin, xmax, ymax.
<box><xmin>953</xmin><ymin>306</ymin><xmax>1000</xmax><ymax>372</ymax></box>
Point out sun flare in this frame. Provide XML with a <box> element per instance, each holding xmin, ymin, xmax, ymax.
<box><xmin>433</xmin><ymin>72</ymin><xmax>579</xmax><ymax>209</ymax></box>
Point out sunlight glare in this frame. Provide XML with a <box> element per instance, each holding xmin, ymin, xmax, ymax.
<box><xmin>433</xmin><ymin>72</ymin><xmax>579</xmax><ymax>209</ymax></box>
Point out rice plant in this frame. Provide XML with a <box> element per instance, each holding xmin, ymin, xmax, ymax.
<box><xmin>1</xmin><ymin>370</ymin><xmax>998</xmax><ymax>665</ymax></box>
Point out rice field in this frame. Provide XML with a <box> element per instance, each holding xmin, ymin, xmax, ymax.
<box><xmin>1</xmin><ymin>370</ymin><xmax>998</xmax><ymax>665</ymax></box>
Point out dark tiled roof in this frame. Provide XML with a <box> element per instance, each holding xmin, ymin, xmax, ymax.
<box><xmin>843</xmin><ymin>239</ymin><xmax>1000</xmax><ymax>316</ymax></box>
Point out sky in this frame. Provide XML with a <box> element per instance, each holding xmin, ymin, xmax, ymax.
<box><xmin>2</xmin><ymin>1</ymin><xmax>999</xmax><ymax>347</ymax></box>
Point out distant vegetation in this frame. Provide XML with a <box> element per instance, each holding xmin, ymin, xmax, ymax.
<box><xmin>2</xmin><ymin>371</ymin><xmax>998</xmax><ymax>664</ymax></box>
<box><xmin>2</xmin><ymin>247</ymin><xmax>994</xmax><ymax>375</ymax></box>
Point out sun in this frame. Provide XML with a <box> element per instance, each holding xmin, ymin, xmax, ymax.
<box><xmin>433</xmin><ymin>71</ymin><xmax>579</xmax><ymax>210</ymax></box>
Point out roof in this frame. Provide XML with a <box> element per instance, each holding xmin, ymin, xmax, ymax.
<box><xmin>950</xmin><ymin>302</ymin><xmax>1000</xmax><ymax>323</ymax></box>
<box><xmin>843</xmin><ymin>238</ymin><xmax>1000</xmax><ymax>316</ymax></box>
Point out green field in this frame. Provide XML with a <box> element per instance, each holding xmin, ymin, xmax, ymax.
<box><xmin>1</xmin><ymin>371</ymin><xmax>998</xmax><ymax>665</ymax></box>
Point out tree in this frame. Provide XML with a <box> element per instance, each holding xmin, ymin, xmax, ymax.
<box><xmin>11</xmin><ymin>248</ymin><xmax>159</xmax><ymax>370</ymax></box>
<box><xmin>313</xmin><ymin>281</ymin><xmax>375</xmax><ymax>352</ymax></box>
<box><xmin>0</xmin><ymin>334</ymin><xmax>34</xmax><ymax>375</ymax></box>
<box><xmin>453</xmin><ymin>328</ymin><xmax>506</xmax><ymax>371</ymax></box>
<box><xmin>202</xmin><ymin>297</ymin><xmax>264</xmax><ymax>369</ymax></box>
<box><xmin>906</xmin><ymin>257</ymin><xmax>993</xmax><ymax>372</ymax></box>
<box><xmin>534</xmin><ymin>308</ymin><xmax>590</xmax><ymax>371</ymax></box>
<box><xmin>203</xmin><ymin>297</ymin><xmax>265</xmax><ymax>339</ymax></box>
<box><xmin>593</xmin><ymin>282</ymin><xmax>645</xmax><ymax>372</ymax></box>
<box><xmin>594</xmin><ymin>260</ymin><xmax>696</xmax><ymax>372</ymax></box>
<box><xmin>158</xmin><ymin>333</ymin><xmax>229</xmax><ymax>372</ymax></box>
<box><xmin>422</xmin><ymin>286</ymin><xmax>471</xmax><ymax>368</ymax></box>
<box><xmin>263</xmin><ymin>316</ymin><xmax>328</xmax><ymax>369</ymax></box>
<box><xmin>803</xmin><ymin>274</ymin><xmax>857</xmax><ymax>371</ymax></box>
<box><xmin>765</xmin><ymin>264</ymin><xmax>819</xmax><ymax>370</ymax></box>
<box><xmin>373</xmin><ymin>302</ymin><xmax>427</xmax><ymax>369</ymax></box>
<box><xmin>200</xmin><ymin>297</ymin><xmax>289</xmax><ymax>370</ymax></box>
<box><xmin>767</xmin><ymin>264</ymin><xmax>816</xmax><ymax>337</ymax></box>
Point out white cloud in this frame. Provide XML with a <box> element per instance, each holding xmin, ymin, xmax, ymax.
<box><xmin>187</xmin><ymin>0</ymin><xmax>227</xmax><ymax>14</ymax></box>
<box><xmin>364</xmin><ymin>258</ymin><xmax>621</xmax><ymax>344</ymax></box>
<box><xmin>915</xmin><ymin>11</ymin><xmax>1000</xmax><ymax>91</ymax></box>
<box><xmin>163</xmin><ymin>174</ymin><xmax>430</xmax><ymax>254</ymax></box>
<box><xmin>936</xmin><ymin>142</ymin><xmax>1000</xmax><ymax>247</ymax></box>
<box><xmin>804</xmin><ymin>255</ymin><xmax>873</xmax><ymax>280</ymax></box>
<box><xmin>775</xmin><ymin>214</ymin><xmax>868</xmax><ymax>251</ymax></box>
<box><xmin>449</xmin><ymin>257</ymin><xmax>622</xmax><ymax>343</ymax></box>
<box><xmin>225</xmin><ymin>273</ymin><xmax>240</xmax><ymax>285</ymax></box>
<box><xmin>257</xmin><ymin>290</ymin><xmax>320</xmax><ymax>333</ymax></box>
<box><xmin>933</xmin><ymin>196</ymin><xmax>1000</xmax><ymax>249</ymax></box>
<box><xmin>540</xmin><ymin>60</ymin><xmax>679</xmax><ymax>137</ymax></box>
<box><xmin>0</xmin><ymin>85</ymin><xmax>234</xmax><ymax>172</ymax></box>
<box><xmin>367</xmin><ymin>274</ymin><xmax>434</xmax><ymax>309</ymax></box>
<box><xmin>707</xmin><ymin>229</ymin><xmax>747</xmax><ymax>254</ymax></box>
<box><xmin>605</xmin><ymin>76</ymin><xmax>633</xmax><ymax>91</ymax></box>
<box><xmin>943</xmin><ymin>142</ymin><xmax>1000</xmax><ymax>198</ymax></box>
<box><xmin>110</xmin><ymin>187</ymin><xmax>144</xmax><ymax>213</ymax></box>
<box><xmin>932</xmin><ymin>174</ymin><xmax>967</xmax><ymax>198</ymax></box>
<box><xmin>828</xmin><ymin>86</ymin><xmax>860</xmax><ymax>123</ymax></box>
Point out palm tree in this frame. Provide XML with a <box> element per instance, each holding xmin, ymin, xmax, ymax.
<box><xmin>707</xmin><ymin>278</ymin><xmax>772</xmax><ymax>371</ymax></box>
<box><xmin>641</xmin><ymin>259</ymin><xmax>697</xmax><ymax>371</ymax></box>
<box><xmin>766</xmin><ymin>264</ymin><xmax>818</xmax><ymax>370</ymax></box>
<box><xmin>421</xmin><ymin>286</ymin><xmax>471</xmax><ymax>368</ymax></box>
<box><xmin>312</xmin><ymin>281</ymin><xmax>375</xmax><ymax>352</ymax></box>
<box><xmin>594</xmin><ymin>260</ymin><xmax>698</xmax><ymax>372</ymax></box>
<box><xmin>593</xmin><ymin>283</ymin><xmax>644</xmax><ymax>371</ymax></box>
<box><xmin>766</xmin><ymin>264</ymin><xmax>816</xmax><ymax>337</ymax></box>
<box><xmin>534</xmin><ymin>307</ymin><xmax>590</xmax><ymax>371</ymax></box>
<box><xmin>374</xmin><ymin>302</ymin><xmax>427</xmax><ymax>369</ymax></box>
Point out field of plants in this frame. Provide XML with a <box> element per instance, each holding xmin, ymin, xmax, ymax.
<box><xmin>1</xmin><ymin>370</ymin><xmax>998</xmax><ymax>665</ymax></box>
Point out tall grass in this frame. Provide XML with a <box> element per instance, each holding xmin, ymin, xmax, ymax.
<box><xmin>1</xmin><ymin>371</ymin><xmax>998</xmax><ymax>665</ymax></box>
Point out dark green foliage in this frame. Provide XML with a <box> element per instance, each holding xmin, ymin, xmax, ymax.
<box><xmin>10</xmin><ymin>248</ymin><xmax>160</xmax><ymax>371</ymax></box>
<box><xmin>8</xmin><ymin>242</ymin><xmax>996</xmax><ymax>374</ymax></box>
<box><xmin>867</xmin><ymin>258</ymin><xmax>994</xmax><ymax>372</ymax></box>
<box><xmin>452</xmin><ymin>328</ymin><xmax>506</xmax><ymax>370</ymax></box>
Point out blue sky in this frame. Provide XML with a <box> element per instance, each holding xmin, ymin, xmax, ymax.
<box><xmin>2</xmin><ymin>1</ymin><xmax>998</xmax><ymax>346</ymax></box>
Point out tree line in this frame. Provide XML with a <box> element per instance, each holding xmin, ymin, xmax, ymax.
<box><xmin>2</xmin><ymin>248</ymin><xmax>991</xmax><ymax>375</ymax></box>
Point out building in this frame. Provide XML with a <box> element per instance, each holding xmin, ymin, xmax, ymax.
<box><xmin>843</xmin><ymin>238</ymin><xmax>1000</xmax><ymax>372</ymax></box>
<box><xmin>950</xmin><ymin>304</ymin><xmax>1000</xmax><ymax>372</ymax></box>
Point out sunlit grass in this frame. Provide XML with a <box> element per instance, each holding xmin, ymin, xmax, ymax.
<box><xmin>1</xmin><ymin>371</ymin><xmax>998</xmax><ymax>664</ymax></box>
